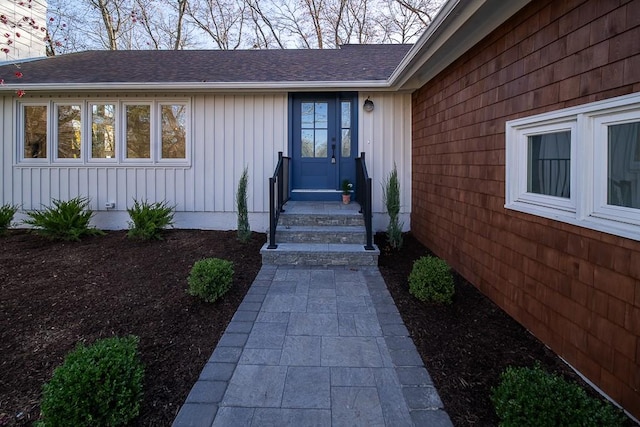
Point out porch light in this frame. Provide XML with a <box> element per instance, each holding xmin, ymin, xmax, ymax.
<box><xmin>363</xmin><ymin>97</ymin><xmax>374</xmax><ymax>112</ymax></box>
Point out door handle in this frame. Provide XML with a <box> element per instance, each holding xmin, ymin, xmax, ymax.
<box><xmin>331</xmin><ymin>144</ymin><xmax>336</xmax><ymax>164</ymax></box>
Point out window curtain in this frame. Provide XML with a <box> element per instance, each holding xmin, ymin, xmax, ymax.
<box><xmin>608</xmin><ymin>122</ymin><xmax>640</xmax><ymax>209</ymax></box>
<box><xmin>529</xmin><ymin>132</ymin><xmax>571</xmax><ymax>198</ymax></box>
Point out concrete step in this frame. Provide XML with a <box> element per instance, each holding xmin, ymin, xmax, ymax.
<box><xmin>275</xmin><ymin>225</ymin><xmax>366</xmax><ymax>244</ymax></box>
<box><xmin>260</xmin><ymin>243</ymin><xmax>379</xmax><ymax>266</ymax></box>
<box><xmin>278</xmin><ymin>212</ymin><xmax>364</xmax><ymax>227</ymax></box>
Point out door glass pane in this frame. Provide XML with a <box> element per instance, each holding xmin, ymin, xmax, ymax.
<box><xmin>315</xmin><ymin>102</ymin><xmax>328</xmax><ymax>128</ymax></box>
<box><xmin>126</xmin><ymin>105</ymin><xmax>151</xmax><ymax>159</ymax></box>
<box><xmin>341</xmin><ymin>102</ymin><xmax>351</xmax><ymax>128</ymax></box>
<box><xmin>58</xmin><ymin>105</ymin><xmax>81</xmax><ymax>159</ymax></box>
<box><xmin>161</xmin><ymin>104</ymin><xmax>186</xmax><ymax>159</ymax></box>
<box><xmin>315</xmin><ymin>130</ymin><xmax>327</xmax><ymax>157</ymax></box>
<box><xmin>91</xmin><ymin>104</ymin><xmax>116</xmax><ymax>159</ymax></box>
<box><xmin>527</xmin><ymin>131</ymin><xmax>571</xmax><ymax>198</ymax></box>
<box><xmin>608</xmin><ymin>121</ymin><xmax>640</xmax><ymax>209</ymax></box>
<box><xmin>300</xmin><ymin>102</ymin><xmax>328</xmax><ymax>158</ymax></box>
<box><xmin>341</xmin><ymin>101</ymin><xmax>351</xmax><ymax>157</ymax></box>
<box><xmin>301</xmin><ymin>103</ymin><xmax>314</xmax><ymax>127</ymax></box>
<box><xmin>301</xmin><ymin>129</ymin><xmax>314</xmax><ymax>157</ymax></box>
<box><xmin>342</xmin><ymin>129</ymin><xmax>351</xmax><ymax>158</ymax></box>
<box><xmin>24</xmin><ymin>105</ymin><xmax>47</xmax><ymax>158</ymax></box>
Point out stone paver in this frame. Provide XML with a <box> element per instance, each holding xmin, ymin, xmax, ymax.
<box><xmin>172</xmin><ymin>266</ymin><xmax>453</xmax><ymax>427</ymax></box>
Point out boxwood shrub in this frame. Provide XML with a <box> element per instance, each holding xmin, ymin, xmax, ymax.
<box><xmin>187</xmin><ymin>258</ymin><xmax>234</xmax><ymax>303</ymax></box>
<box><xmin>491</xmin><ymin>364</ymin><xmax>626</xmax><ymax>427</ymax></box>
<box><xmin>39</xmin><ymin>335</ymin><xmax>144</xmax><ymax>427</ymax></box>
<box><xmin>408</xmin><ymin>255</ymin><xmax>455</xmax><ymax>304</ymax></box>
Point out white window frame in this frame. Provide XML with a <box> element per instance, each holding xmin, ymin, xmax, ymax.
<box><xmin>54</xmin><ymin>102</ymin><xmax>83</xmax><ymax>163</ymax></box>
<box><xmin>506</xmin><ymin>92</ymin><xmax>640</xmax><ymax>241</ymax></box>
<box><xmin>122</xmin><ymin>102</ymin><xmax>154</xmax><ymax>163</ymax></box>
<box><xmin>88</xmin><ymin>101</ymin><xmax>118</xmax><ymax>164</ymax></box>
<box><xmin>157</xmin><ymin>101</ymin><xmax>190</xmax><ymax>163</ymax></box>
<box><xmin>18</xmin><ymin>102</ymin><xmax>50</xmax><ymax>164</ymax></box>
<box><xmin>507</xmin><ymin>119</ymin><xmax>577</xmax><ymax>217</ymax></box>
<box><xmin>590</xmin><ymin>108</ymin><xmax>640</xmax><ymax>227</ymax></box>
<box><xmin>17</xmin><ymin>98</ymin><xmax>192</xmax><ymax>167</ymax></box>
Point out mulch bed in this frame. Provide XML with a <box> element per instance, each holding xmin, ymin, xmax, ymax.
<box><xmin>0</xmin><ymin>229</ymin><xmax>633</xmax><ymax>426</ymax></box>
<box><xmin>0</xmin><ymin>230</ymin><xmax>264</xmax><ymax>426</ymax></box>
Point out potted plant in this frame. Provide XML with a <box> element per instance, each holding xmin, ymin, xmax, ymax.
<box><xmin>341</xmin><ymin>179</ymin><xmax>353</xmax><ymax>204</ymax></box>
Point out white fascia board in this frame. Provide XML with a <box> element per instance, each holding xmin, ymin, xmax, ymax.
<box><xmin>390</xmin><ymin>0</ymin><xmax>532</xmax><ymax>91</ymax></box>
<box><xmin>0</xmin><ymin>80</ymin><xmax>396</xmax><ymax>94</ymax></box>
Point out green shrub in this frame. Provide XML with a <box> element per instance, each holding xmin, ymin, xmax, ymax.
<box><xmin>491</xmin><ymin>364</ymin><xmax>626</xmax><ymax>427</ymax></box>
<box><xmin>383</xmin><ymin>164</ymin><xmax>403</xmax><ymax>250</ymax></box>
<box><xmin>23</xmin><ymin>197</ymin><xmax>103</xmax><ymax>241</ymax></box>
<box><xmin>39</xmin><ymin>336</ymin><xmax>144</xmax><ymax>427</ymax></box>
<box><xmin>0</xmin><ymin>203</ymin><xmax>19</xmax><ymax>235</ymax></box>
<box><xmin>187</xmin><ymin>258</ymin><xmax>234</xmax><ymax>303</ymax></box>
<box><xmin>236</xmin><ymin>166</ymin><xmax>251</xmax><ymax>242</ymax></box>
<box><xmin>408</xmin><ymin>255</ymin><xmax>455</xmax><ymax>304</ymax></box>
<box><xmin>127</xmin><ymin>199</ymin><xmax>174</xmax><ymax>240</ymax></box>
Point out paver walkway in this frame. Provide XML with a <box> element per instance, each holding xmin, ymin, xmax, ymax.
<box><xmin>173</xmin><ymin>265</ymin><xmax>453</xmax><ymax>426</ymax></box>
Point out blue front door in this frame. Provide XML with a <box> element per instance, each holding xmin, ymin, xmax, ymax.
<box><xmin>290</xmin><ymin>93</ymin><xmax>357</xmax><ymax>200</ymax></box>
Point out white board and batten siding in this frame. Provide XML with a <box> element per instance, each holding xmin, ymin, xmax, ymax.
<box><xmin>1</xmin><ymin>91</ymin><xmax>411</xmax><ymax>232</ymax></box>
<box><xmin>359</xmin><ymin>92</ymin><xmax>412</xmax><ymax>231</ymax></box>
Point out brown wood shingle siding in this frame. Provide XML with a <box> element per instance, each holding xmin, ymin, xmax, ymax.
<box><xmin>411</xmin><ymin>0</ymin><xmax>640</xmax><ymax>418</ymax></box>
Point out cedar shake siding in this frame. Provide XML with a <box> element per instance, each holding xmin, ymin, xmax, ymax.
<box><xmin>411</xmin><ymin>0</ymin><xmax>640</xmax><ymax>419</ymax></box>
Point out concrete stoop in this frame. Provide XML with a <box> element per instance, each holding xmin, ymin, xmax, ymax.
<box><xmin>260</xmin><ymin>202</ymin><xmax>379</xmax><ymax>266</ymax></box>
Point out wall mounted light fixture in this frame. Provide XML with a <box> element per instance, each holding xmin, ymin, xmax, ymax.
<box><xmin>363</xmin><ymin>97</ymin><xmax>374</xmax><ymax>112</ymax></box>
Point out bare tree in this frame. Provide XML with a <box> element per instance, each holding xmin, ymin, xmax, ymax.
<box><xmin>393</xmin><ymin>0</ymin><xmax>441</xmax><ymax>28</ymax></box>
<box><xmin>131</xmin><ymin>0</ymin><xmax>191</xmax><ymax>49</ymax></box>
<box><xmin>245</xmin><ymin>0</ymin><xmax>285</xmax><ymax>49</ymax></box>
<box><xmin>43</xmin><ymin>0</ymin><xmax>446</xmax><ymax>52</ymax></box>
<box><xmin>88</xmin><ymin>0</ymin><xmax>126</xmax><ymax>50</ymax></box>
<box><xmin>186</xmin><ymin>0</ymin><xmax>246</xmax><ymax>50</ymax></box>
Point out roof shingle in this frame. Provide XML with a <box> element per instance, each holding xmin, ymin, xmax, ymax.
<box><xmin>0</xmin><ymin>44</ymin><xmax>412</xmax><ymax>86</ymax></box>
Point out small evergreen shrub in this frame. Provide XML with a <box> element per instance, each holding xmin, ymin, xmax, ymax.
<box><xmin>187</xmin><ymin>258</ymin><xmax>234</xmax><ymax>303</ymax></box>
<box><xmin>383</xmin><ymin>164</ymin><xmax>403</xmax><ymax>250</ymax></box>
<box><xmin>38</xmin><ymin>336</ymin><xmax>144</xmax><ymax>427</ymax></box>
<box><xmin>491</xmin><ymin>364</ymin><xmax>626</xmax><ymax>427</ymax></box>
<box><xmin>236</xmin><ymin>166</ymin><xmax>251</xmax><ymax>242</ymax></box>
<box><xmin>408</xmin><ymin>255</ymin><xmax>455</xmax><ymax>304</ymax></box>
<box><xmin>23</xmin><ymin>197</ymin><xmax>103</xmax><ymax>241</ymax></box>
<box><xmin>0</xmin><ymin>203</ymin><xmax>19</xmax><ymax>235</ymax></box>
<box><xmin>127</xmin><ymin>199</ymin><xmax>174</xmax><ymax>240</ymax></box>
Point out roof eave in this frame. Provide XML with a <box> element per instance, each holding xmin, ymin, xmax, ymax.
<box><xmin>0</xmin><ymin>79</ymin><xmax>395</xmax><ymax>94</ymax></box>
<box><xmin>389</xmin><ymin>0</ymin><xmax>532</xmax><ymax>91</ymax></box>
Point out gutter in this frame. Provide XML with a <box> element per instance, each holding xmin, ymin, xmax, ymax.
<box><xmin>0</xmin><ymin>80</ymin><xmax>399</xmax><ymax>94</ymax></box>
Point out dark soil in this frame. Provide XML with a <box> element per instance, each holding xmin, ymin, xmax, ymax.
<box><xmin>0</xmin><ymin>230</ymin><xmax>264</xmax><ymax>426</ymax></box>
<box><xmin>0</xmin><ymin>229</ymin><xmax>632</xmax><ymax>426</ymax></box>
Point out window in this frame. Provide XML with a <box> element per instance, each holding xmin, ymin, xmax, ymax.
<box><xmin>18</xmin><ymin>99</ymin><xmax>190</xmax><ymax>165</ymax></box>
<box><xmin>506</xmin><ymin>92</ymin><xmax>640</xmax><ymax>241</ymax></box>
<box><xmin>507</xmin><ymin>120</ymin><xmax>576</xmax><ymax>217</ymax></box>
<box><xmin>341</xmin><ymin>101</ymin><xmax>351</xmax><ymax>158</ymax></box>
<box><xmin>160</xmin><ymin>104</ymin><xmax>187</xmax><ymax>159</ymax></box>
<box><xmin>56</xmin><ymin>104</ymin><xmax>82</xmax><ymax>160</ymax></box>
<box><xmin>23</xmin><ymin>105</ymin><xmax>47</xmax><ymax>159</ymax></box>
<box><xmin>125</xmin><ymin>104</ymin><xmax>151</xmax><ymax>160</ymax></box>
<box><xmin>91</xmin><ymin>103</ymin><xmax>116</xmax><ymax>160</ymax></box>
<box><xmin>592</xmin><ymin>109</ymin><xmax>640</xmax><ymax>227</ymax></box>
<box><xmin>527</xmin><ymin>131</ymin><xmax>571</xmax><ymax>198</ymax></box>
<box><xmin>300</xmin><ymin>102</ymin><xmax>328</xmax><ymax>158</ymax></box>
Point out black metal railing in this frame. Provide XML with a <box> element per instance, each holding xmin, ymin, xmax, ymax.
<box><xmin>355</xmin><ymin>152</ymin><xmax>374</xmax><ymax>250</ymax></box>
<box><xmin>267</xmin><ymin>151</ymin><xmax>290</xmax><ymax>249</ymax></box>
